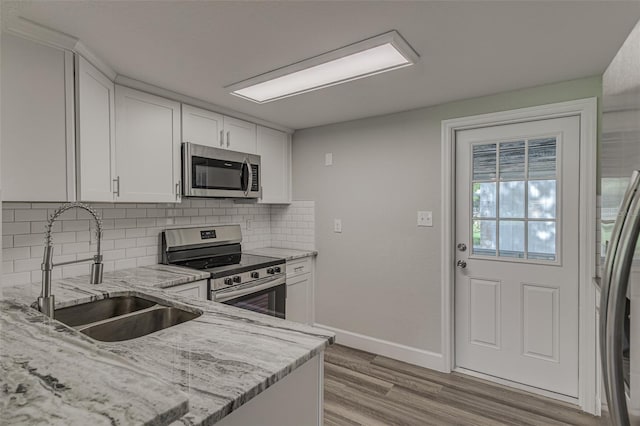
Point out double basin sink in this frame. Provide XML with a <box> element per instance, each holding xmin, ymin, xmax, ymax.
<box><xmin>54</xmin><ymin>295</ymin><xmax>202</xmax><ymax>342</ymax></box>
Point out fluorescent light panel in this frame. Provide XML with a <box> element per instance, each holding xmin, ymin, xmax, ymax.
<box><xmin>227</xmin><ymin>31</ymin><xmax>418</xmax><ymax>104</ymax></box>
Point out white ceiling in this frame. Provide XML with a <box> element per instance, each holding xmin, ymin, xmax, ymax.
<box><xmin>3</xmin><ymin>1</ymin><xmax>640</xmax><ymax>130</ymax></box>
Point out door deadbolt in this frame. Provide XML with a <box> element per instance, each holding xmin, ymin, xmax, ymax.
<box><xmin>456</xmin><ymin>260</ymin><xmax>467</xmax><ymax>269</ymax></box>
<box><xmin>457</xmin><ymin>243</ymin><xmax>467</xmax><ymax>252</ymax></box>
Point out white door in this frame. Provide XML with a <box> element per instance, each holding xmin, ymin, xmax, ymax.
<box><xmin>455</xmin><ymin>116</ymin><xmax>580</xmax><ymax>397</ymax></box>
<box><xmin>257</xmin><ymin>126</ymin><xmax>291</xmax><ymax>204</ymax></box>
<box><xmin>114</xmin><ymin>86</ymin><xmax>181</xmax><ymax>203</ymax></box>
<box><xmin>223</xmin><ymin>116</ymin><xmax>257</xmax><ymax>154</ymax></box>
<box><xmin>182</xmin><ymin>104</ymin><xmax>224</xmax><ymax>148</ymax></box>
<box><xmin>76</xmin><ymin>55</ymin><xmax>116</xmax><ymax>202</ymax></box>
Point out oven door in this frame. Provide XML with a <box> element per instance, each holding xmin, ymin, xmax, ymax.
<box><xmin>212</xmin><ymin>276</ymin><xmax>286</xmax><ymax>319</ymax></box>
<box><xmin>183</xmin><ymin>142</ymin><xmax>261</xmax><ymax>198</ymax></box>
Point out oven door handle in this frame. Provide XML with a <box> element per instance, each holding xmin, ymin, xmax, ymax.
<box><xmin>213</xmin><ymin>276</ymin><xmax>285</xmax><ymax>302</ymax></box>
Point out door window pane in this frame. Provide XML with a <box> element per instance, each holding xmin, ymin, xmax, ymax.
<box><xmin>528</xmin><ymin>180</ymin><xmax>556</xmax><ymax>219</ymax></box>
<box><xmin>528</xmin><ymin>138</ymin><xmax>556</xmax><ymax>179</ymax></box>
<box><xmin>473</xmin><ymin>220</ymin><xmax>496</xmax><ymax>256</ymax></box>
<box><xmin>499</xmin><ymin>221</ymin><xmax>525</xmax><ymax>258</ymax></box>
<box><xmin>528</xmin><ymin>221</ymin><xmax>556</xmax><ymax>260</ymax></box>
<box><xmin>468</xmin><ymin>138</ymin><xmax>558</xmax><ymax>262</ymax></box>
<box><xmin>499</xmin><ymin>181</ymin><xmax>525</xmax><ymax>218</ymax></box>
<box><xmin>499</xmin><ymin>141</ymin><xmax>525</xmax><ymax>179</ymax></box>
<box><xmin>473</xmin><ymin>144</ymin><xmax>497</xmax><ymax>180</ymax></box>
<box><xmin>473</xmin><ymin>182</ymin><xmax>496</xmax><ymax>218</ymax></box>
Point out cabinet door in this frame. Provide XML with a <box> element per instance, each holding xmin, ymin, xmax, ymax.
<box><xmin>182</xmin><ymin>104</ymin><xmax>224</xmax><ymax>148</ymax></box>
<box><xmin>1</xmin><ymin>33</ymin><xmax>75</xmax><ymax>201</ymax></box>
<box><xmin>115</xmin><ymin>86</ymin><xmax>181</xmax><ymax>203</ymax></box>
<box><xmin>223</xmin><ymin>116</ymin><xmax>257</xmax><ymax>154</ymax></box>
<box><xmin>76</xmin><ymin>56</ymin><xmax>116</xmax><ymax>202</ymax></box>
<box><xmin>257</xmin><ymin>126</ymin><xmax>291</xmax><ymax>204</ymax></box>
<box><xmin>287</xmin><ymin>274</ymin><xmax>311</xmax><ymax>324</ymax></box>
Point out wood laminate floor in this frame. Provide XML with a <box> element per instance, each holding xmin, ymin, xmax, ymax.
<box><xmin>324</xmin><ymin>344</ymin><xmax>608</xmax><ymax>426</ymax></box>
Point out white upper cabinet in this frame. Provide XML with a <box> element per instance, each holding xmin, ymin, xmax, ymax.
<box><xmin>76</xmin><ymin>55</ymin><xmax>116</xmax><ymax>202</ymax></box>
<box><xmin>182</xmin><ymin>104</ymin><xmax>257</xmax><ymax>154</ymax></box>
<box><xmin>223</xmin><ymin>116</ymin><xmax>257</xmax><ymax>154</ymax></box>
<box><xmin>257</xmin><ymin>126</ymin><xmax>291</xmax><ymax>204</ymax></box>
<box><xmin>115</xmin><ymin>85</ymin><xmax>181</xmax><ymax>203</ymax></box>
<box><xmin>1</xmin><ymin>33</ymin><xmax>75</xmax><ymax>202</ymax></box>
<box><xmin>182</xmin><ymin>104</ymin><xmax>224</xmax><ymax>148</ymax></box>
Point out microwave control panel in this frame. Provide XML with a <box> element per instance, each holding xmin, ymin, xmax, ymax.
<box><xmin>251</xmin><ymin>164</ymin><xmax>259</xmax><ymax>191</ymax></box>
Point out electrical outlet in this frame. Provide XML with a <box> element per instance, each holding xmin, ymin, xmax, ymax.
<box><xmin>334</xmin><ymin>218</ymin><xmax>342</xmax><ymax>233</ymax></box>
<box><xmin>325</xmin><ymin>153</ymin><xmax>333</xmax><ymax>166</ymax></box>
<box><xmin>418</xmin><ymin>211</ymin><xmax>432</xmax><ymax>227</ymax></box>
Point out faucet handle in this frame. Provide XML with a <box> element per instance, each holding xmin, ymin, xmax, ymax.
<box><xmin>90</xmin><ymin>262</ymin><xmax>104</xmax><ymax>285</ymax></box>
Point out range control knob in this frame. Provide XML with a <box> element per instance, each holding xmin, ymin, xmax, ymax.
<box><xmin>274</xmin><ymin>266</ymin><xmax>282</xmax><ymax>273</ymax></box>
<box><xmin>224</xmin><ymin>277</ymin><xmax>233</xmax><ymax>286</ymax></box>
<box><xmin>232</xmin><ymin>276</ymin><xmax>241</xmax><ymax>283</ymax></box>
<box><xmin>266</xmin><ymin>268</ymin><xmax>275</xmax><ymax>275</ymax></box>
<box><xmin>251</xmin><ymin>272</ymin><xmax>260</xmax><ymax>279</ymax></box>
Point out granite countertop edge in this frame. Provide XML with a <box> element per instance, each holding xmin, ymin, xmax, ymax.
<box><xmin>244</xmin><ymin>247</ymin><xmax>318</xmax><ymax>261</ymax></box>
<box><xmin>2</xmin><ymin>264</ymin><xmax>334</xmax><ymax>425</ymax></box>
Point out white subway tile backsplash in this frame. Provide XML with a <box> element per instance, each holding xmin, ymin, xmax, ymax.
<box><xmin>115</xmin><ymin>258</ymin><xmax>137</xmax><ymax>270</ymax></box>
<box><xmin>3</xmin><ymin>222</ymin><xmax>31</xmax><ymax>235</ymax></box>
<box><xmin>4</xmin><ymin>247</ymin><xmax>31</xmax><ymax>261</ymax></box>
<box><xmin>3</xmin><ymin>200</ymin><xmax>315</xmax><ymax>284</ymax></box>
<box><xmin>62</xmin><ymin>220</ymin><xmax>90</xmax><ymax>232</ymax></box>
<box><xmin>14</xmin><ymin>234</ymin><xmax>46</xmax><ymax>247</ymax></box>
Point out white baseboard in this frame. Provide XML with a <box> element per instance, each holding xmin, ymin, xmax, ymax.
<box><xmin>314</xmin><ymin>323</ymin><xmax>445</xmax><ymax>372</ymax></box>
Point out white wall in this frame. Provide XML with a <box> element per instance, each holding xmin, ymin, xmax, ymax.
<box><xmin>2</xmin><ymin>200</ymin><xmax>315</xmax><ymax>287</ymax></box>
<box><xmin>292</xmin><ymin>76</ymin><xmax>602</xmax><ymax>362</ymax></box>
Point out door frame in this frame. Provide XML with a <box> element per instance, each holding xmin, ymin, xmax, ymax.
<box><xmin>440</xmin><ymin>98</ymin><xmax>599</xmax><ymax>414</ymax></box>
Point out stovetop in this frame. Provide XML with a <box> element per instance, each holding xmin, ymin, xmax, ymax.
<box><xmin>177</xmin><ymin>253</ymin><xmax>284</xmax><ymax>279</ymax></box>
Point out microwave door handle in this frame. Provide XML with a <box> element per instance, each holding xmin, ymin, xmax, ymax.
<box><xmin>601</xmin><ymin>170</ymin><xmax>640</xmax><ymax>426</ymax></box>
<box><xmin>241</xmin><ymin>159</ymin><xmax>250</xmax><ymax>196</ymax></box>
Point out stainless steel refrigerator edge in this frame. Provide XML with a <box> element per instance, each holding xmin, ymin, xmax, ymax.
<box><xmin>600</xmin><ymin>18</ymin><xmax>640</xmax><ymax>426</ymax></box>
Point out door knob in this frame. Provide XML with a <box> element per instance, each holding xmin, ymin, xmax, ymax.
<box><xmin>456</xmin><ymin>260</ymin><xmax>467</xmax><ymax>269</ymax></box>
<box><xmin>457</xmin><ymin>243</ymin><xmax>467</xmax><ymax>252</ymax></box>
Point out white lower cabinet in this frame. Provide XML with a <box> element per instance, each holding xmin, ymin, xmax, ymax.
<box><xmin>114</xmin><ymin>85</ymin><xmax>182</xmax><ymax>203</ymax></box>
<box><xmin>217</xmin><ymin>354</ymin><xmax>323</xmax><ymax>426</ymax></box>
<box><xmin>166</xmin><ymin>280</ymin><xmax>208</xmax><ymax>300</ymax></box>
<box><xmin>286</xmin><ymin>257</ymin><xmax>314</xmax><ymax>325</ymax></box>
<box><xmin>287</xmin><ymin>274</ymin><xmax>312</xmax><ymax>324</ymax></box>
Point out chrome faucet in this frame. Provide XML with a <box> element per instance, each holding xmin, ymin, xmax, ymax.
<box><xmin>38</xmin><ymin>202</ymin><xmax>104</xmax><ymax>318</ymax></box>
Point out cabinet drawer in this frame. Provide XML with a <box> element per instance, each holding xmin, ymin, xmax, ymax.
<box><xmin>286</xmin><ymin>257</ymin><xmax>312</xmax><ymax>277</ymax></box>
<box><xmin>167</xmin><ymin>279</ymin><xmax>208</xmax><ymax>300</ymax></box>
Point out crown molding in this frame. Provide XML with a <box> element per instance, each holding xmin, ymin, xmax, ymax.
<box><xmin>3</xmin><ymin>15</ymin><xmax>291</xmax><ymax>134</ymax></box>
<box><xmin>74</xmin><ymin>41</ymin><xmax>117</xmax><ymax>80</ymax></box>
<box><xmin>115</xmin><ymin>75</ymin><xmax>294</xmax><ymax>134</ymax></box>
<box><xmin>3</xmin><ymin>16</ymin><xmax>78</xmax><ymax>51</ymax></box>
<box><xmin>3</xmin><ymin>16</ymin><xmax>117</xmax><ymax>80</ymax></box>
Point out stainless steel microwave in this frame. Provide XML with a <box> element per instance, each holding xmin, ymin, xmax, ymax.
<box><xmin>182</xmin><ymin>142</ymin><xmax>261</xmax><ymax>199</ymax></box>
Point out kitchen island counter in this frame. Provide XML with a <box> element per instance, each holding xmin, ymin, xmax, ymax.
<box><xmin>2</xmin><ymin>266</ymin><xmax>334</xmax><ymax>425</ymax></box>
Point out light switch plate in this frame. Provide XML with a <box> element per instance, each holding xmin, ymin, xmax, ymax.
<box><xmin>334</xmin><ymin>218</ymin><xmax>342</xmax><ymax>233</ymax></box>
<box><xmin>418</xmin><ymin>211</ymin><xmax>432</xmax><ymax>227</ymax></box>
<box><xmin>325</xmin><ymin>153</ymin><xmax>333</xmax><ymax>166</ymax></box>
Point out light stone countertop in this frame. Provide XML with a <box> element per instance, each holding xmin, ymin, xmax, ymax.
<box><xmin>244</xmin><ymin>247</ymin><xmax>318</xmax><ymax>261</ymax></box>
<box><xmin>1</xmin><ymin>299</ymin><xmax>189</xmax><ymax>426</ymax></box>
<box><xmin>1</xmin><ymin>265</ymin><xmax>334</xmax><ymax>425</ymax></box>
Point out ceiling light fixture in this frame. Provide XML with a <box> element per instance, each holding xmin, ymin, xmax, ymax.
<box><xmin>226</xmin><ymin>30</ymin><xmax>419</xmax><ymax>104</ymax></box>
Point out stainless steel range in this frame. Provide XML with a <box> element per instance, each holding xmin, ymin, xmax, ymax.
<box><xmin>161</xmin><ymin>225</ymin><xmax>286</xmax><ymax>318</ymax></box>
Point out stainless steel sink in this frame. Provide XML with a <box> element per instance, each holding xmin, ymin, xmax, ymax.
<box><xmin>78</xmin><ymin>306</ymin><xmax>200</xmax><ymax>342</ymax></box>
<box><xmin>53</xmin><ymin>295</ymin><xmax>201</xmax><ymax>342</ymax></box>
<box><xmin>55</xmin><ymin>296</ymin><xmax>157</xmax><ymax>327</ymax></box>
